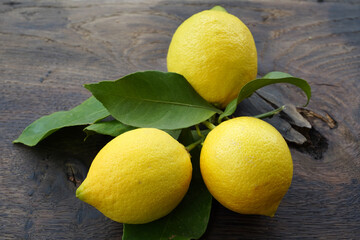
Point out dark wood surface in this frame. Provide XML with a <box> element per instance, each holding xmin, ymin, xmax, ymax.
<box><xmin>1</xmin><ymin>0</ymin><xmax>359</xmax><ymax>239</ymax></box>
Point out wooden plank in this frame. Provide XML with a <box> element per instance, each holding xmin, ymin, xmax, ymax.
<box><xmin>1</xmin><ymin>0</ymin><xmax>359</xmax><ymax>239</ymax></box>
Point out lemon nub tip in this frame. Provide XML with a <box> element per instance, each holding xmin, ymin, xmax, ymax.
<box><xmin>75</xmin><ymin>185</ymin><xmax>84</xmax><ymax>200</ymax></box>
<box><xmin>211</xmin><ymin>6</ymin><xmax>227</xmax><ymax>13</ymax></box>
<box><xmin>265</xmin><ymin>209</ymin><xmax>277</xmax><ymax>218</ymax></box>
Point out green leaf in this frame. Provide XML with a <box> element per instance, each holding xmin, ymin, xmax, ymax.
<box><xmin>84</xmin><ymin>120</ymin><xmax>182</xmax><ymax>140</ymax></box>
<box><xmin>122</xmin><ymin>128</ymin><xmax>212</xmax><ymax>240</ymax></box>
<box><xmin>84</xmin><ymin>120</ymin><xmax>135</xmax><ymax>137</ymax></box>
<box><xmin>164</xmin><ymin>129</ymin><xmax>182</xmax><ymax>140</ymax></box>
<box><xmin>219</xmin><ymin>71</ymin><xmax>311</xmax><ymax>121</ymax></box>
<box><xmin>13</xmin><ymin>97</ymin><xmax>109</xmax><ymax>146</ymax></box>
<box><xmin>85</xmin><ymin>71</ymin><xmax>222</xmax><ymax>130</ymax></box>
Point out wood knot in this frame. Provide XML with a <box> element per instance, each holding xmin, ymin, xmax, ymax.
<box><xmin>64</xmin><ymin>159</ymin><xmax>87</xmax><ymax>187</ymax></box>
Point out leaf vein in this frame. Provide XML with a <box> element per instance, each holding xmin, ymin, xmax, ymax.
<box><xmin>117</xmin><ymin>95</ymin><xmax>220</xmax><ymax>113</ymax></box>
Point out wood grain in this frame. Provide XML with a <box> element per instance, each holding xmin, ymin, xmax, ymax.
<box><xmin>1</xmin><ymin>0</ymin><xmax>359</xmax><ymax>239</ymax></box>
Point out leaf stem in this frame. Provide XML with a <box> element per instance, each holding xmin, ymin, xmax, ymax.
<box><xmin>254</xmin><ymin>105</ymin><xmax>285</xmax><ymax>119</ymax></box>
<box><xmin>185</xmin><ymin>138</ymin><xmax>204</xmax><ymax>152</ymax></box>
<box><xmin>202</xmin><ymin>121</ymin><xmax>216</xmax><ymax>130</ymax></box>
<box><xmin>218</xmin><ymin>115</ymin><xmax>230</xmax><ymax>124</ymax></box>
<box><xmin>195</xmin><ymin>125</ymin><xmax>204</xmax><ymax>138</ymax></box>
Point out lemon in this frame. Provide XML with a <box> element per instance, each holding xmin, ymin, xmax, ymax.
<box><xmin>200</xmin><ymin>117</ymin><xmax>293</xmax><ymax>217</ymax></box>
<box><xmin>76</xmin><ymin>128</ymin><xmax>192</xmax><ymax>224</ymax></box>
<box><xmin>167</xmin><ymin>7</ymin><xmax>257</xmax><ymax>108</ymax></box>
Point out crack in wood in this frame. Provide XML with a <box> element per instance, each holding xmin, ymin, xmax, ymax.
<box><xmin>3</xmin><ymin>1</ymin><xmax>21</xmax><ymax>6</ymax></box>
<box><xmin>289</xmin><ymin>126</ymin><xmax>329</xmax><ymax>160</ymax></box>
<box><xmin>65</xmin><ymin>161</ymin><xmax>84</xmax><ymax>187</ymax></box>
<box><xmin>297</xmin><ymin>108</ymin><xmax>337</xmax><ymax>129</ymax></box>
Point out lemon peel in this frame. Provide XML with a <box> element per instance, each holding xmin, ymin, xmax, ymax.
<box><xmin>167</xmin><ymin>9</ymin><xmax>257</xmax><ymax>108</ymax></box>
<box><xmin>200</xmin><ymin>117</ymin><xmax>293</xmax><ymax>216</ymax></box>
<box><xmin>76</xmin><ymin>128</ymin><xmax>192</xmax><ymax>224</ymax></box>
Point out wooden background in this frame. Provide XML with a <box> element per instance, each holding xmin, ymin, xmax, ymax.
<box><xmin>1</xmin><ymin>0</ymin><xmax>359</xmax><ymax>239</ymax></box>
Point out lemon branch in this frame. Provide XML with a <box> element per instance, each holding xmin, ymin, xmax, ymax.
<box><xmin>202</xmin><ymin>121</ymin><xmax>216</xmax><ymax>130</ymax></box>
<box><xmin>195</xmin><ymin>125</ymin><xmax>204</xmax><ymax>138</ymax></box>
<box><xmin>218</xmin><ymin>115</ymin><xmax>230</xmax><ymax>124</ymax></box>
<box><xmin>185</xmin><ymin>137</ymin><xmax>204</xmax><ymax>152</ymax></box>
<box><xmin>185</xmin><ymin>123</ymin><xmax>213</xmax><ymax>151</ymax></box>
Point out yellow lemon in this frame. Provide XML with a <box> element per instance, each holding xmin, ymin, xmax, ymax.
<box><xmin>200</xmin><ymin>117</ymin><xmax>293</xmax><ymax>217</ymax></box>
<box><xmin>167</xmin><ymin>7</ymin><xmax>257</xmax><ymax>108</ymax></box>
<box><xmin>76</xmin><ymin>128</ymin><xmax>192</xmax><ymax>224</ymax></box>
